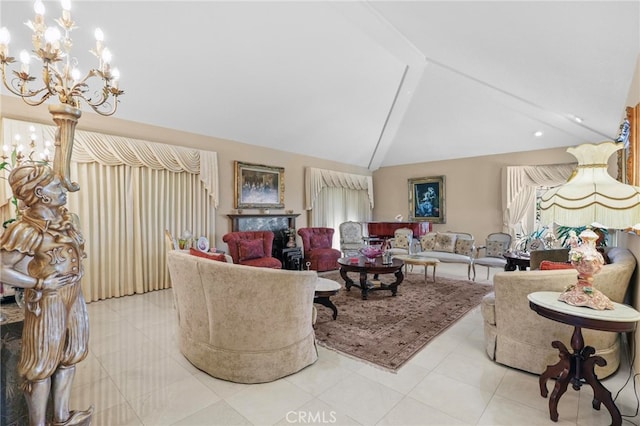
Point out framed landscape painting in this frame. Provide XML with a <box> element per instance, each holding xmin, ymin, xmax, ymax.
<box><xmin>408</xmin><ymin>176</ymin><xmax>445</xmax><ymax>223</ymax></box>
<box><xmin>234</xmin><ymin>161</ymin><xmax>285</xmax><ymax>209</ymax></box>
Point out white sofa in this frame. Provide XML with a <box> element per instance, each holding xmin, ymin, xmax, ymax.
<box><xmin>167</xmin><ymin>250</ymin><xmax>319</xmax><ymax>383</ymax></box>
<box><xmin>414</xmin><ymin>232</ymin><xmax>475</xmax><ymax>279</ymax></box>
<box><xmin>481</xmin><ymin>247</ymin><xmax>636</xmax><ymax>378</ymax></box>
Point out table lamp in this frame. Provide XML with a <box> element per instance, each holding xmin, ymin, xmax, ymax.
<box><xmin>539</xmin><ymin>141</ymin><xmax>640</xmax><ymax>310</ymax></box>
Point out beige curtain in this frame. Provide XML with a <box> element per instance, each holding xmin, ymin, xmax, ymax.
<box><xmin>304</xmin><ymin>167</ymin><xmax>374</xmax><ymax>210</ymax></box>
<box><xmin>304</xmin><ymin>167</ymin><xmax>373</xmax><ymax>248</ymax></box>
<box><xmin>502</xmin><ymin>163</ymin><xmax>575</xmax><ymax>239</ymax></box>
<box><xmin>1</xmin><ymin>118</ymin><xmax>219</xmax><ymax>302</ymax></box>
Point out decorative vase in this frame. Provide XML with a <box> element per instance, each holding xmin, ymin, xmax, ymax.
<box><xmin>558</xmin><ymin>229</ymin><xmax>613</xmax><ymax>310</ymax></box>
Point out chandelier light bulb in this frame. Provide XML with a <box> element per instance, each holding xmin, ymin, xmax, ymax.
<box><xmin>14</xmin><ymin>134</ymin><xmax>21</xmax><ymax>142</ymax></box>
<box><xmin>101</xmin><ymin>48</ymin><xmax>112</xmax><ymax>64</ymax></box>
<box><xmin>61</xmin><ymin>0</ymin><xmax>71</xmax><ymax>11</ymax></box>
<box><xmin>19</xmin><ymin>50</ymin><xmax>30</xmax><ymax>64</ymax></box>
<box><xmin>71</xmin><ymin>67</ymin><xmax>81</xmax><ymax>81</ymax></box>
<box><xmin>19</xmin><ymin>49</ymin><xmax>30</xmax><ymax>73</ymax></box>
<box><xmin>0</xmin><ymin>27</ymin><xmax>10</xmax><ymax>44</ymax></box>
<box><xmin>34</xmin><ymin>0</ymin><xmax>45</xmax><ymax>15</ymax></box>
<box><xmin>16</xmin><ymin>144</ymin><xmax>24</xmax><ymax>153</ymax></box>
<box><xmin>44</xmin><ymin>26</ymin><xmax>61</xmax><ymax>43</ymax></box>
<box><xmin>2</xmin><ymin>145</ymin><xmax>9</xmax><ymax>152</ymax></box>
<box><xmin>44</xmin><ymin>140</ymin><xmax>52</xmax><ymax>147</ymax></box>
<box><xmin>94</xmin><ymin>28</ymin><xmax>104</xmax><ymax>42</ymax></box>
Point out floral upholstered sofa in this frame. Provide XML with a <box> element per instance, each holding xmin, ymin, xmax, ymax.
<box><xmin>414</xmin><ymin>232</ymin><xmax>475</xmax><ymax>279</ymax></box>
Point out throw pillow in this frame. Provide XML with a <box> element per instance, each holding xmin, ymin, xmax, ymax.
<box><xmin>420</xmin><ymin>233</ymin><xmax>437</xmax><ymax>251</ymax></box>
<box><xmin>455</xmin><ymin>239</ymin><xmax>474</xmax><ymax>256</ymax></box>
<box><xmin>539</xmin><ymin>260</ymin><xmax>574</xmax><ymax>270</ymax></box>
<box><xmin>238</xmin><ymin>239</ymin><xmax>265</xmax><ymax>261</ymax></box>
<box><xmin>434</xmin><ymin>233</ymin><xmax>457</xmax><ymax>253</ymax></box>
<box><xmin>486</xmin><ymin>240</ymin><xmax>506</xmax><ymax>257</ymax></box>
<box><xmin>310</xmin><ymin>234</ymin><xmax>331</xmax><ymax>249</ymax></box>
<box><xmin>189</xmin><ymin>247</ymin><xmax>227</xmax><ymax>262</ymax></box>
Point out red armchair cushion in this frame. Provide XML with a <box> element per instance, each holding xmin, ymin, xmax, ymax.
<box><xmin>539</xmin><ymin>260</ymin><xmax>574</xmax><ymax>270</ymax></box>
<box><xmin>310</xmin><ymin>234</ymin><xmax>331</xmax><ymax>249</ymax></box>
<box><xmin>238</xmin><ymin>239</ymin><xmax>265</xmax><ymax>261</ymax></box>
<box><xmin>189</xmin><ymin>248</ymin><xmax>227</xmax><ymax>262</ymax></box>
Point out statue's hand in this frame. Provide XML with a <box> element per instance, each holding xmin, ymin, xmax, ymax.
<box><xmin>43</xmin><ymin>273</ymin><xmax>78</xmax><ymax>290</ymax></box>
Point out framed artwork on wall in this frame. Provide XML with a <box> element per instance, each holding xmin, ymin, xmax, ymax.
<box><xmin>234</xmin><ymin>161</ymin><xmax>285</xmax><ymax>209</ymax></box>
<box><xmin>617</xmin><ymin>103</ymin><xmax>639</xmax><ymax>186</ymax></box>
<box><xmin>408</xmin><ymin>176</ymin><xmax>446</xmax><ymax>223</ymax></box>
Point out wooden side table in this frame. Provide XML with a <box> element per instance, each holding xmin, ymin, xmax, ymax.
<box><xmin>314</xmin><ymin>278</ymin><xmax>341</xmax><ymax>320</ymax></box>
<box><xmin>528</xmin><ymin>291</ymin><xmax>640</xmax><ymax>426</ymax></box>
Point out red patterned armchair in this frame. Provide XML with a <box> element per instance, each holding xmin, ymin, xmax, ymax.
<box><xmin>297</xmin><ymin>227</ymin><xmax>341</xmax><ymax>272</ymax></box>
<box><xmin>222</xmin><ymin>231</ymin><xmax>282</xmax><ymax>269</ymax></box>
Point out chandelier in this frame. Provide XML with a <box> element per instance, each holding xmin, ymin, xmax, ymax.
<box><xmin>0</xmin><ymin>0</ymin><xmax>123</xmax><ymax>116</ymax></box>
<box><xmin>1</xmin><ymin>125</ymin><xmax>52</xmax><ymax>166</ymax></box>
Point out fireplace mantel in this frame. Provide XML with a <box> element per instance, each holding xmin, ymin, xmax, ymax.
<box><xmin>227</xmin><ymin>213</ymin><xmax>300</xmax><ymax>233</ymax></box>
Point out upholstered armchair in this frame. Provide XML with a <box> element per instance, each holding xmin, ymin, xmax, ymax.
<box><xmin>385</xmin><ymin>227</ymin><xmax>414</xmax><ymax>256</ymax></box>
<box><xmin>472</xmin><ymin>232</ymin><xmax>512</xmax><ymax>280</ymax></box>
<box><xmin>167</xmin><ymin>250</ymin><xmax>318</xmax><ymax>383</ymax></box>
<box><xmin>222</xmin><ymin>231</ymin><xmax>282</xmax><ymax>268</ymax></box>
<box><xmin>298</xmin><ymin>227</ymin><xmax>341</xmax><ymax>272</ymax></box>
<box><xmin>339</xmin><ymin>221</ymin><xmax>365</xmax><ymax>256</ymax></box>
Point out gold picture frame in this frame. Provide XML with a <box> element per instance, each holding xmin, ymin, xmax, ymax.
<box><xmin>617</xmin><ymin>103</ymin><xmax>639</xmax><ymax>186</ymax></box>
<box><xmin>408</xmin><ymin>176</ymin><xmax>445</xmax><ymax>223</ymax></box>
<box><xmin>234</xmin><ymin>161</ymin><xmax>285</xmax><ymax>209</ymax></box>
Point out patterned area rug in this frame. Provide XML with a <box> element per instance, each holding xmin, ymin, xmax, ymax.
<box><xmin>314</xmin><ymin>270</ymin><xmax>492</xmax><ymax>372</ymax></box>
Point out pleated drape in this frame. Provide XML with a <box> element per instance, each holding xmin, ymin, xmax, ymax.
<box><xmin>502</xmin><ymin>163</ymin><xmax>575</xmax><ymax>239</ymax></box>
<box><xmin>312</xmin><ymin>186</ymin><xmax>372</xmax><ymax>248</ymax></box>
<box><xmin>304</xmin><ymin>167</ymin><xmax>374</xmax><ymax>210</ymax></box>
<box><xmin>1</xmin><ymin>118</ymin><xmax>218</xmax><ymax>302</ymax></box>
<box><xmin>303</xmin><ymin>168</ymin><xmax>373</xmax><ymax>248</ymax></box>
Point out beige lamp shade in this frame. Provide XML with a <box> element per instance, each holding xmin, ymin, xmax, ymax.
<box><xmin>539</xmin><ymin>142</ymin><xmax>640</xmax><ymax>228</ymax></box>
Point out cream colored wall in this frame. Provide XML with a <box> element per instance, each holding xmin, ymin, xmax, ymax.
<box><xmin>0</xmin><ymin>95</ymin><xmax>371</xmax><ymax>250</ymax></box>
<box><xmin>371</xmin><ymin>147</ymin><xmax>575</xmax><ymax>243</ymax></box>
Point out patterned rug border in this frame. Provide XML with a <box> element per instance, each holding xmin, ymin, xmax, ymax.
<box><xmin>314</xmin><ymin>270</ymin><xmax>492</xmax><ymax>372</ymax></box>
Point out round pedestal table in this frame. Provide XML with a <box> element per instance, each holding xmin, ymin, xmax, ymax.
<box><xmin>528</xmin><ymin>291</ymin><xmax>640</xmax><ymax>426</ymax></box>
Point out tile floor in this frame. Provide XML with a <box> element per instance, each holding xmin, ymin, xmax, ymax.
<box><xmin>70</xmin><ymin>263</ymin><xmax>640</xmax><ymax>426</ymax></box>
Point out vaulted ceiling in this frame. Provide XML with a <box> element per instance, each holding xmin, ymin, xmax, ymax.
<box><xmin>1</xmin><ymin>1</ymin><xmax>638</xmax><ymax>170</ymax></box>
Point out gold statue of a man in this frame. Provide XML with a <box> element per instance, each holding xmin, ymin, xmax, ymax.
<box><xmin>0</xmin><ymin>164</ymin><xmax>92</xmax><ymax>426</ymax></box>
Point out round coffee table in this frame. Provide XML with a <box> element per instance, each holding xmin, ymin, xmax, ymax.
<box><xmin>315</xmin><ymin>278</ymin><xmax>341</xmax><ymax>320</ymax></box>
<box><xmin>337</xmin><ymin>257</ymin><xmax>404</xmax><ymax>300</ymax></box>
<box><xmin>393</xmin><ymin>255</ymin><xmax>440</xmax><ymax>283</ymax></box>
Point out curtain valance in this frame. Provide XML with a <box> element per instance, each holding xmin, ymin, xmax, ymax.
<box><xmin>502</xmin><ymin>163</ymin><xmax>575</xmax><ymax>237</ymax></box>
<box><xmin>1</xmin><ymin>117</ymin><xmax>219</xmax><ymax>207</ymax></box>
<box><xmin>304</xmin><ymin>167</ymin><xmax>374</xmax><ymax>210</ymax></box>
